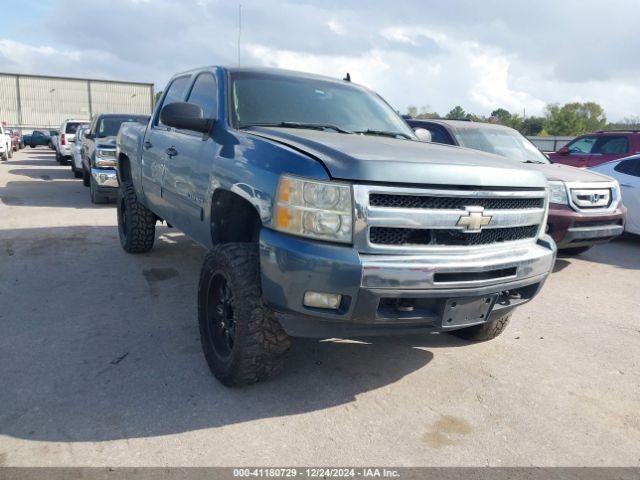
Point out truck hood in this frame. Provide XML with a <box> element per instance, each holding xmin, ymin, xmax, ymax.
<box><xmin>525</xmin><ymin>162</ymin><xmax>615</xmax><ymax>183</ymax></box>
<box><xmin>246</xmin><ymin>127</ymin><xmax>547</xmax><ymax>189</ymax></box>
<box><xmin>95</xmin><ymin>136</ymin><xmax>117</xmax><ymax>149</ymax></box>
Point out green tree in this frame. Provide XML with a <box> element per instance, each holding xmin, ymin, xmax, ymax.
<box><xmin>153</xmin><ymin>90</ymin><xmax>163</xmax><ymax>107</ymax></box>
<box><xmin>490</xmin><ymin>108</ymin><xmax>512</xmax><ymax>124</ymax></box>
<box><xmin>446</xmin><ymin>105</ymin><xmax>468</xmax><ymax>120</ymax></box>
<box><xmin>488</xmin><ymin>108</ymin><xmax>523</xmax><ymax>131</ymax></box>
<box><xmin>544</xmin><ymin>102</ymin><xmax>606</xmax><ymax>135</ymax></box>
<box><xmin>406</xmin><ymin>105</ymin><xmax>440</xmax><ymax>119</ymax></box>
<box><xmin>521</xmin><ymin>116</ymin><xmax>545</xmax><ymax>136</ymax></box>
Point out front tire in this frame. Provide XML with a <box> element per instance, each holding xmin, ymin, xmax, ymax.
<box><xmin>89</xmin><ymin>174</ymin><xmax>109</xmax><ymax>204</ymax></box>
<box><xmin>82</xmin><ymin>164</ymin><xmax>90</xmax><ymax>187</ymax></box>
<box><xmin>117</xmin><ymin>181</ymin><xmax>156</xmax><ymax>253</ymax></box>
<box><xmin>448</xmin><ymin>313</ymin><xmax>512</xmax><ymax>342</ymax></box>
<box><xmin>198</xmin><ymin>243</ymin><xmax>291</xmax><ymax>387</ymax></box>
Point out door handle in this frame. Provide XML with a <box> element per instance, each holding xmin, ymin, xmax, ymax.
<box><xmin>166</xmin><ymin>147</ymin><xmax>178</xmax><ymax>158</ymax></box>
<box><xmin>143</xmin><ymin>141</ymin><xmax>152</xmax><ymax>149</ymax></box>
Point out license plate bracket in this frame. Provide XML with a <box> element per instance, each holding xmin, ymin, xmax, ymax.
<box><xmin>441</xmin><ymin>294</ymin><xmax>499</xmax><ymax>328</ymax></box>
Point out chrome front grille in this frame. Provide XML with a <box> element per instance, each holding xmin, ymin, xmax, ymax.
<box><xmin>566</xmin><ymin>181</ymin><xmax>620</xmax><ymax>213</ymax></box>
<box><xmin>353</xmin><ymin>185</ymin><xmax>547</xmax><ymax>253</ymax></box>
<box><xmin>369</xmin><ymin>194</ymin><xmax>544</xmax><ymax>210</ymax></box>
<box><xmin>369</xmin><ymin>226</ymin><xmax>539</xmax><ymax>247</ymax></box>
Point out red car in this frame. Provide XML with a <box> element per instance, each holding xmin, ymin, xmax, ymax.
<box><xmin>7</xmin><ymin>129</ymin><xmax>20</xmax><ymax>151</ymax></box>
<box><xmin>548</xmin><ymin>130</ymin><xmax>640</xmax><ymax>168</ymax></box>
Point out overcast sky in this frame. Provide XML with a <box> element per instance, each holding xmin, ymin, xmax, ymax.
<box><xmin>1</xmin><ymin>0</ymin><xmax>639</xmax><ymax>121</ymax></box>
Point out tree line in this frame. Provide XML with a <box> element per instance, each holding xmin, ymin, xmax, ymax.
<box><xmin>406</xmin><ymin>102</ymin><xmax>640</xmax><ymax>137</ymax></box>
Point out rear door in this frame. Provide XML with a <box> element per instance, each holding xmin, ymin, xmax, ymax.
<box><xmin>141</xmin><ymin>75</ymin><xmax>192</xmax><ymax>218</ymax></box>
<box><xmin>613</xmin><ymin>158</ymin><xmax>640</xmax><ymax>234</ymax></box>
<box><xmin>161</xmin><ymin>71</ymin><xmax>219</xmax><ymax>245</ymax></box>
<box><xmin>586</xmin><ymin>135</ymin><xmax>630</xmax><ymax>167</ymax></box>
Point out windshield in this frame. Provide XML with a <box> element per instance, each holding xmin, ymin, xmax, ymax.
<box><xmin>230</xmin><ymin>72</ymin><xmax>414</xmax><ymax>138</ymax></box>
<box><xmin>97</xmin><ymin>116</ymin><xmax>147</xmax><ymax>138</ymax></box>
<box><xmin>65</xmin><ymin>122</ymin><xmax>86</xmax><ymax>134</ymax></box>
<box><xmin>454</xmin><ymin>125</ymin><xmax>549</xmax><ymax>164</ymax></box>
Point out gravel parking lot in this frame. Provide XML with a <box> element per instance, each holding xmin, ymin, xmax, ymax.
<box><xmin>1</xmin><ymin>148</ymin><xmax>639</xmax><ymax>467</ymax></box>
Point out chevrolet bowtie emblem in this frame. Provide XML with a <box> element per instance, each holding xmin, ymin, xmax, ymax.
<box><xmin>457</xmin><ymin>207</ymin><xmax>492</xmax><ymax>232</ymax></box>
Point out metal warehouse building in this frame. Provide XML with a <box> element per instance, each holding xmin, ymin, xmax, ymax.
<box><xmin>0</xmin><ymin>73</ymin><xmax>154</xmax><ymax>130</ymax></box>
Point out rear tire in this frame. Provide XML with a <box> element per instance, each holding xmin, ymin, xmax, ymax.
<box><xmin>73</xmin><ymin>169</ymin><xmax>83</xmax><ymax>179</ymax></box>
<box><xmin>29</xmin><ymin>145</ymin><xmax>35</xmax><ymax>148</ymax></box>
<box><xmin>117</xmin><ymin>181</ymin><xmax>156</xmax><ymax>253</ymax></box>
<box><xmin>0</xmin><ymin>152</ymin><xmax>7</xmax><ymax>162</ymax></box>
<box><xmin>7</xmin><ymin>147</ymin><xmax>12</xmax><ymax>159</ymax></box>
<box><xmin>559</xmin><ymin>246</ymin><xmax>592</xmax><ymax>256</ymax></box>
<box><xmin>198</xmin><ymin>243</ymin><xmax>291</xmax><ymax>387</ymax></box>
<box><xmin>448</xmin><ymin>313</ymin><xmax>512</xmax><ymax>342</ymax></box>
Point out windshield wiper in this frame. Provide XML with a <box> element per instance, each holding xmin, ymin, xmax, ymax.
<box><xmin>353</xmin><ymin>129</ymin><xmax>412</xmax><ymax>140</ymax></box>
<box><xmin>239</xmin><ymin>122</ymin><xmax>352</xmax><ymax>134</ymax></box>
<box><xmin>523</xmin><ymin>159</ymin><xmax>545</xmax><ymax>164</ymax></box>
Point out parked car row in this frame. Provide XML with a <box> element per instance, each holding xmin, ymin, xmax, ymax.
<box><xmin>59</xmin><ymin>114</ymin><xmax>149</xmax><ymax>203</ymax></box>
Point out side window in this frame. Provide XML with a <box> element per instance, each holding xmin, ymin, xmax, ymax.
<box><xmin>593</xmin><ymin>136</ymin><xmax>629</xmax><ymax>155</ymax></box>
<box><xmin>186</xmin><ymin>73</ymin><xmax>218</xmax><ymax>119</ymax></box>
<box><xmin>567</xmin><ymin>136</ymin><xmax>597</xmax><ymax>154</ymax></box>
<box><xmin>614</xmin><ymin>158</ymin><xmax>640</xmax><ymax>177</ymax></box>
<box><xmin>156</xmin><ymin>75</ymin><xmax>191</xmax><ymax>126</ymax></box>
<box><xmin>428</xmin><ymin>125</ymin><xmax>454</xmax><ymax>145</ymax></box>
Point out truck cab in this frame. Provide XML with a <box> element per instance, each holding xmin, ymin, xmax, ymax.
<box><xmin>116</xmin><ymin>66</ymin><xmax>556</xmax><ymax>386</ymax></box>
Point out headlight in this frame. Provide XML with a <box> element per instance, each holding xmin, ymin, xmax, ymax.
<box><xmin>95</xmin><ymin>149</ymin><xmax>116</xmax><ymax>167</ymax></box>
<box><xmin>548</xmin><ymin>181</ymin><xmax>568</xmax><ymax>205</ymax></box>
<box><xmin>274</xmin><ymin>175</ymin><xmax>352</xmax><ymax>243</ymax></box>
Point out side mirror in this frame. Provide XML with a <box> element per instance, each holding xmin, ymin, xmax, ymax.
<box><xmin>160</xmin><ymin>102</ymin><xmax>212</xmax><ymax>133</ymax></box>
<box><xmin>557</xmin><ymin>145</ymin><xmax>570</xmax><ymax>155</ymax></box>
<box><xmin>85</xmin><ymin>132</ymin><xmax>94</xmax><ymax>140</ymax></box>
<box><xmin>413</xmin><ymin>127</ymin><xmax>432</xmax><ymax>142</ymax></box>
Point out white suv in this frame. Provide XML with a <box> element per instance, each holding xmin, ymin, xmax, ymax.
<box><xmin>56</xmin><ymin>119</ymin><xmax>88</xmax><ymax>164</ymax></box>
<box><xmin>0</xmin><ymin>124</ymin><xmax>11</xmax><ymax>161</ymax></box>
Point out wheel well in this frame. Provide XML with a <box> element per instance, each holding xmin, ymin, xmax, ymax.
<box><xmin>118</xmin><ymin>153</ymin><xmax>132</xmax><ymax>183</ymax></box>
<box><xmin>210</xmin><ymin>190</ymin><xmax>262</xmax><ymax>244</ymax></box>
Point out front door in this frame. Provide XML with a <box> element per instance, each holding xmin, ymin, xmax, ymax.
<box><xmin>140</xmin><ymin>74</ymin><xmax>192</xmax><ymax>220</ymax></box>
<box><xmin>161</xmin><ymin>72</ymin><xmax>219</xmax><ymax>246</ymax></box>
<box><xmin>562</xmin><ymin>135</ymin><xmax>598</xmax><ymax>167</ymax></box>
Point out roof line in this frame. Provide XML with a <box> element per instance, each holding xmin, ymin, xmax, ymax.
<box><xmin>0</xmin><ymin>72</ymin><xmax>154</xmax><ymax>86</ymax></box>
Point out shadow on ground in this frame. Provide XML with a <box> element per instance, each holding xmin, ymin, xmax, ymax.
<box><xmin>0</xmin><ymin>226</ymin><xmax>462</xmax><ymax>443</ymax></box>
<box><xmin>570</xmin><ymin>236</ymin><xmax>640</xmax><ymax>271</ymax></box>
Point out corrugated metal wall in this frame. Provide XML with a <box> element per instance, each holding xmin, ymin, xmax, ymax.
<box><xmin>0</xmin><ymin>73</ymin><xmax>153</xmax><ymax>130</ymax></box>
<box><xmin>0</xmin><ymin>74</ymin><xmax>20</xmax><ymax>126</ymax></box>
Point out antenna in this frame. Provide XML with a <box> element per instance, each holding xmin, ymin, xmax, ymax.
<box><xmin>237</xmin><ymin>4</ymin><xmax>242</xmax><ymax>67</ymax></box>
<box><xmin>344</xmin><ymin>72</ymin><xmax>351</xmax><ymax>82</ymax></box>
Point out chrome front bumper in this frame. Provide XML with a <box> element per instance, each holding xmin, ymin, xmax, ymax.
<box><xmin>361</xmin><ymin>236</ymin><xmax>556</xmax><ymax>291</ymax></box>
<box><xmin>563</xmin><ymin>224</ymin><xmax>624</xmax><ymax>245</ymax></box>
<box><xmin>91</xmin><ymin>168</ymin><xmax>119</xmax><ymax>188</ymax></box>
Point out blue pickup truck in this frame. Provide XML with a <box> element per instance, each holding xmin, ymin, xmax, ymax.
<box><xmin>117</xmin><ymin>66</ymin><xmax>556</xmax><ymax>386</ymax></box>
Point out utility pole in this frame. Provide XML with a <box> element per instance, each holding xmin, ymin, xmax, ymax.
<box><xmin>237</xmin><ymin>4</ymin><xmax>242</xmax><ymax>67</ymax></box>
